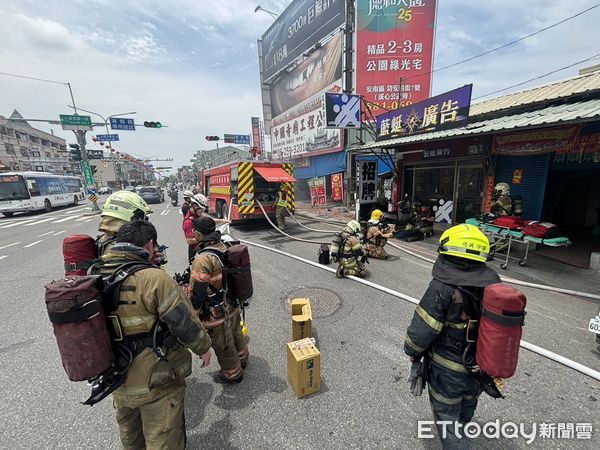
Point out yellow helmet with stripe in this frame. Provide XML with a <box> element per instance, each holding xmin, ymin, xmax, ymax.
<box><xmin>438</xmin><ymin>224</ymin><xmax>490</xmax><ymax>263</ymax></box>
<box><xmin>101</xmin><ymin>190</ymin><xmax>153</xmax><ymax>222</ymax></box>
<box><xmin>370</xmin><ymin>209</ymin><xmax>384</xmax><ymax>221</ymax></box>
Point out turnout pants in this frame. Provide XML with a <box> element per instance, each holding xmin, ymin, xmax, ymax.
<box><xmin>113</xmin><ymin>386</ymin><xmax>186</xmax><ymax>450</ymax></box>
<box><xmin>275</xmin><ymin>206</ymin><xmax>287</xmax><ymax>230</ymax></box>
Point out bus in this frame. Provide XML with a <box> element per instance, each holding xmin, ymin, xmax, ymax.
<box><xmin>0</xmin><ymin>171</ymin><xmax>85</xmax><ymax>217</ymax></box>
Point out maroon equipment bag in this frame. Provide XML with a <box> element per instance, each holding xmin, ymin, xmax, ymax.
<box><xmin>63</xmin><ymin>234</ymin><xmax>97</xmax><ymax>276</ymax></box>
<box><xmin>224</xmin><ymin>244</ymin><xmax>253</xmax><ymax>301</ymax></box>
<box><xmin>476</xmin><ymin>283</ymin><xmax>527</xmax><ymax>379</ymax></box>
<box><xmin>522</xmin><ymin>221</ymin><xmax>562</xmax><ymax>240</ymax></box>
<box><xmin>492</xmin><ymin>216</ymin><xmax>525</xmax><ymax>230</ymax></box>
<box><xmin>45</xmin><ymin>276</ymin><xmax>113</xmax><ymax>381</ymax></box>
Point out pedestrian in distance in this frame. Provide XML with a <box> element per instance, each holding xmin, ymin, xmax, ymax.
<box><xmin>189</xmin><ymin>216</ymin><xmax>249</xmax><ymax>384</ymax></box>
<box><xmin>273</xmin><ymin>187</ymin><xmax>289</xmax><ymax>231</ymax></box>
<box><xmin>404</xmin><ymin>224</ymin><xmax>501</xmax><ymax>449</ymax></box>
<box><xmin>98</xmin><ymin>219</ymin><xmax>212</xmax><ymax>450</ymax></box>
<box><xmin>364</xmin><ymin>209</ymin><xmax>394</xmax><ymax>259</ymax></box>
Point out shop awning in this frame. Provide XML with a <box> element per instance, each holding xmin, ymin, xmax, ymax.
<box><xmin>254</xmin><ymin>166</ymin><xmax>297</xmax><ymax>183</ymax></box>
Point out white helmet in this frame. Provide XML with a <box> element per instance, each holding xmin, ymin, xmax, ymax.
<box><xmin>183</xmin><ymin>190</ymin><xmax>194</xmax><ymax>199</ymax></box>
<box><xmin>494</xmin><ymin>182</ymin><xmax>510</xmax><ymax>196</ymax></box>
<box><xmin>190</xmin><ymin>194</ymin><xmax>208</xmax><ymax>210</ymax></box>
<box><xmin>344</xmin><ymin>220</ymin><xmax>362</xmax><ymax>235</ymax></box>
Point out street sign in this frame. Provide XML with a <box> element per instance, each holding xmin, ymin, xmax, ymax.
<box><xmin>224</xmin><ymin>134</ymin><xmax>251</xmax><ymax>145</ymax></box>
<box><xmin>95</xmin><ymin>134</ymin><xmax>119</xmax><ymax>141</ymax></box>
<box><xmin>110</xmin><ymin>118</ymin><xmax>135</xmax><ymax>131</ymax></box>
<box><xmin>87</xmin><ymin>150</ymin><xmax>104</xmax><ymax>159</ymax></box>
<box><xmin>80</xmin><ymin>161</ymin><xmax>94</xmax><ymax>185</ymax></box>
<box><xmin>60</xmin><ymin>114</ymin><xmax>93</xmax><ymax>131</ymax></box>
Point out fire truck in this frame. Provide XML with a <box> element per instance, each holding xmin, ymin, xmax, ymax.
<box><xmin>200</xmin><ymin>161</ymin><xmax>295</xmax><ymax>223</ymax></box>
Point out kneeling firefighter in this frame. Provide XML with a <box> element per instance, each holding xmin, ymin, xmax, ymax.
<box><xmin>365</xmin><ymin>209</ymin><xmax>394</xmax><ymax>259</ymax></box>
<box><xmin>189</xmin><ymin>216</ymin><xmax>250</xmax><ymax>383</ymax></box>
<box><xmin>404</xmin><ymin>224</ymin><xmax>505</xmax><ymax>449</ymax></box>
<box><xmin>490</xmin><ymin>182</ymin><xmax>513</xmax><ymax>216</ymax></box>
<box><xmin>92</xmin><ymin>220</ymin><xmax>212</xmax><ymax>449</ymax></box>
<box><xmin>332</xmin><ymin>219</ymin><xmax>369</xmax><ymax>279</ymax></box>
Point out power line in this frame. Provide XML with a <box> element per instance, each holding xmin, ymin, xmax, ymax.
<box><xmin>473</xmin><ymin>52</ymin><xmax>600</xmax><ymax>100</ymax></box>
<box><xmin>0</xmin><ymin>71</ymin><xmax>67</xmax><ymax>85</ymax></box>
<box><xmin>402</xmin><ymin>3</ymin><xmax>600</xmax><ymax>83</ymax></box>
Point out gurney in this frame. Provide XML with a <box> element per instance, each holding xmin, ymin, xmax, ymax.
<box><xmin>465</xmin><ymin>218</ymin><xmax>571</xmax><ymax>269</ymax></box>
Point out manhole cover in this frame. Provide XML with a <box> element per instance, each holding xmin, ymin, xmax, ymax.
<box><xmin>285</xmin><ymin>287</ymin><xmax>342</xmax><ymax>318</ymax></box>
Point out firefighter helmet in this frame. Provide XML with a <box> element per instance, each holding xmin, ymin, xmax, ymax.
<box><xmin>370</xmin><ymin>209</ymin><xmax>384</xmax><ymax>222</ymax></box>
<box><xmin>101</xmin><ymin>190</ymin><xmax>153</xmax><ymax>222</ymax></box>
<box><xmin>344</xmin><ymin>220</ymin><xmax>362</xmax><ymax>235</ymax></box>
<box><xmin>190</xmin><ymin>194</ymin><xmax>208</xmax><ymax>210</ymax></box>
<box><xmin>494</xmin><ymin>182</ymin><xmax>510</xmax><ymax>196</ymax></box>
<box><xmin>438</xmin><ymin>224</ymin><xmax>490</xmax><ymax>263</ymax></box>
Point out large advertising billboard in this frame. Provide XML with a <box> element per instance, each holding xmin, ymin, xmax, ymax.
<box><xmin>355</xmin><ymin>0</ymin><xmax>437</xmax><ymax>118</ymax></box>
<box><xmin>270</xmin><ymin>32</ymin><xmax>343</xmax><ymax>117</ymax></box>
<box><xmin>261</xmin><ymin>0</ymin><xmax>346</xmax><ymax>82</ymax></box>
<box><xmin>271</xmin><ymin>82</ymin><xmax>344</xmax><ymax>160</ymax></box>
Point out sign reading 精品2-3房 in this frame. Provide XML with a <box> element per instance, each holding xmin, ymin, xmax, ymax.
<box><xmin>261</xmin><ymin>0</ymin><xmax>345</xmax><ymax>82</ymax></box>
<box><xmin>375</xmin><ymin>85</ymin><xmax>473</xmax><ymax>142</ymax></box>
<box><xmin>355</xmin><ymin>0</ymin><xmax>437</xmax><ymax>118</ymax></box>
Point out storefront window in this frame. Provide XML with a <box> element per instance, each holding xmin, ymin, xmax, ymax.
<box><xmin>413</xmin><ymin>167</ymin><xmax>454</xmax><ymax>204</ymax></box>
<box><xmin>455</xmin><ymin>167</ymin><xmax>484</xmax><ymax>223</ymax></box>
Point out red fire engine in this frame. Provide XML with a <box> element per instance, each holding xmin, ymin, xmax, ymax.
<box><xmin>199</xmin><ymin>161</ymin><xmax>295</xmax><ymax>223</ymax></box>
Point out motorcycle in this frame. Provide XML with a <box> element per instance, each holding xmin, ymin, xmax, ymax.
<box><xmin>170</xmin><ymin>197</ymin><xmax>178</xmax><ymax>206</ymax></box>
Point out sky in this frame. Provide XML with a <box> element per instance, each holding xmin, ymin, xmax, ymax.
<box><xmin>1</xmin><ymin>0</ymin><xmax>599</xmax><ymax>174</ymax></box>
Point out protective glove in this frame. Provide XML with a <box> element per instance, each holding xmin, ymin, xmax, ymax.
<box><xmin>408</xmin><ymin>359</ymin><xmax>425</xmax><ymax>397</ymax></box>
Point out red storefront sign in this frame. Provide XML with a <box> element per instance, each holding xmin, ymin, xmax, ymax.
<box><xmin>315</xmin><ymin>176</ymin><xmax>327</xmax><ymax>206</ymax></box>
<box><xmin>331</xmin><ymin>173</ymin><xmax>344</xmax><ymax>202</ymax></box>
<box><xmin>355</xmin><ymin>0</ymin><xmax>436</xmax><ymax>118</ymax></box>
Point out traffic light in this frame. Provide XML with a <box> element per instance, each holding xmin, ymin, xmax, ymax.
<box><xmin>205</xmin><ymin>136</ymin><xmax>220</xmax><ymax>141</ymax></box>
<box><xmin>69</xmin><ymin>143</ymin><xmax>82</xmax><ymax>161</ymax></box>
<box><xmin>90</xmin><ymin>165</ymin><xmax>98</xmax><ymax>175</ymax></box>
<box><xmin>144</xmin><ymin>121</ymin><xmax>162</xmax><ymax>128</ymax></box>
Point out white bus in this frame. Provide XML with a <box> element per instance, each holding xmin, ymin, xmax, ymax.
<box><xmin>0</xmin><ymin>171</ymin><xmax>85</xmax><ymax>217</ymax></box>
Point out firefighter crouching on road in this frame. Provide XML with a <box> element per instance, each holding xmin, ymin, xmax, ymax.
<box><xmin>189</xmin><ymin>216</ymin><xmax>249</xmax><ymax>383</ymax></box>
<box><xmin>404</xmin><ymin>224</ymin><xmax>500</xmax><ymax>449</ymax></box>
<box><xmin>365</xmin><ymin>209</ymin><xmax>394</xmax><ymax>259</ymax></box>
<box><xmin>336</xmin><ymin>220</ymin><xmax>369</xmax><ymax>279</ymax></box>
<box><xmin>99</xmin><ymin>220</ymin><xmax>212</xmax><ymax>450</ymax></box>
<box><xmin>274</xmin><ymin>187</ymin><xmax>289</xmax><ymax>231</ymax></box>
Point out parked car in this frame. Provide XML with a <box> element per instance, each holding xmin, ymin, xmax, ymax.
<box><xmin>98</xmin><ymin>186</ymin><xmax>112</xmax><ymax>195</ymax></box>
<box><xmin>137</xmin><ymin>186</ymin><xmax>164</xmax><ymax>204</ymax></box>
<box><xmin>124</xmin><ymin>186</ymin><xmax>136</xmax><ymax>192</ymax></box>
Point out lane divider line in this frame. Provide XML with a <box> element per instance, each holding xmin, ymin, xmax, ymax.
<box><xmin>38</xmin><ymin>231</ymin><xmax>56</xmax><ymax>237</ymax></box>
<box><xmin>0</xmin><ymin>242</ymin><xmax>21</xmax><ymax>250</ymax></box>
<box><xmin>23</xmin><ymin>218</ymin><xmax>55</xmax><ymax>227</ymax></box>
<box><xmin>51</xmin><ymin>216</ymin><xmax>76</xmax><ymax>224</ymax></box>
<box><xmin>53</xmin><ymin>230</ymin><xmax>66</xmax><ymax>236</ymax></box>
<box><xmin>0</xmin><ymin>219</ymin><xmax>35</xmax><ymax>228</ymax></box>
<box><xmin>0</xmin><ymin>255</ymin><xmax>8</xmax><ymax>261</ymax></box>
<box><xmin>23</xmin><ymin>240</ymin><xmax>43</xmax><ymax>248</ymax></box>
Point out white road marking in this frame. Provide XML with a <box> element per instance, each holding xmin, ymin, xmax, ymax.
<box><xmin>54</xmin><ymin>229</ymin><xmax>67</xmax><ymax>235</ymax></box>
<box><xmin>51</xmin><ymin>216</ymin><xmax>76</xmax><ymax>223</ymax></box>
<box><xmin>0</xmin><ymin>255</ymin><xmax>8</xmax><ymax>261</ymax></box>
<box><xmin>0</xmin><ymin>242</ymin><xmax>20</xmax><ymax>250</ymax></box>
<box><xmin>84</xmin><ymin>218</ymin><xmax>94</xmax><ymax>222</ymax></box>
<box><xmin>38</xmin><ymin>231</ymin><xmax>56</xmax><ymax>237</ymax></box>
<box><xmin>160</xmin><ymin>209</ymin><xmax>169</xmax><ymax>216</ymax></box>
<box><xmin>75</xmin><ymin>217</ymin><xmax>90</xmax><ymax>222</ymax></box>
<box><xmin>23</xmin><ymin>240</ymin><xmax>44</xmax><ymax>248</ymax></box>
<box><xmin>23</xmin><ymin>218</ymin><xmax>55</xmax><ymax>227</ymax></box>
<box><xmin>0</xmin><ymin>219</ymin><xmax>35</xmax><ymax>228</ymax></box>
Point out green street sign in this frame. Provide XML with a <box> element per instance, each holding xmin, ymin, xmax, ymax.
<box><xmin>60</xmin><ymin>114</ymin><xmax>93</xmax><ymax>131</ymax></box>
<box><xmin>80</xmin><ymin>160</ymin><xmax>94</xmax><ymax>186</ymax></box>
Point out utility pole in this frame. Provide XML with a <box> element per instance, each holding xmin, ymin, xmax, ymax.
<box><xmin>74</xmin><ymin>129</ymin><xmax>100</xmax><ymax>212</ymax></box>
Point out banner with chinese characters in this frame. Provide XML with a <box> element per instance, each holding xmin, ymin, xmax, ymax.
<box><xmin>376</xmin><ymin>84</ymin><xmax>472</xmax><ymax>141</ymax></box>
<box><xmin>554</xmin><ymin>132</ymin><xmax>600</xmax><ymax>164</ymax></box>
<box><xmin>251</xmin><ymin>117</ymin><xmax>264</xmax><ymax>156</ymax></box>
<box><xmin>357</xmin><ymin>160</ymin><xmax>378</xmax><ymax>204</ymax></box>
<box><xmin>493</xmin><ymin>126</ymin><xmax>579</xmax><ymax>156</ymax></box>
<box><xmin>308</xmin><ymin>178</ymin><xmax>318</xmax><ymax>206</ymax></box>
<box><xmin>331</xmin><ymin>173</ymin><xmax>344</xmax><ymax>201</ymax></box>
<box><xmin>355</xmin><ymin>0</ymin><xmax>437</xmax><ymax>118</ymax></box>
<box><xmin>314</xmin><ymin>176</ymin><xmax>327</xmax><ymax>205</ymax></box>
<box><xmin>271</xmin><ymin>82</ymin><xmax>344</xmax><ymax>160</ymax></box>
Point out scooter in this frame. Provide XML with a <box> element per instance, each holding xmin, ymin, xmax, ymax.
<box><xmin>170</xmin><ymin>194</ymin><xmax>178</xmax><ymax>206</ymax></box>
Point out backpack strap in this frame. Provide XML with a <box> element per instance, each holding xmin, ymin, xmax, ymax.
<box><xmin>104</xmin><ymin>262</ymin><xmax>153</xmax><ymax>311</ymax></box>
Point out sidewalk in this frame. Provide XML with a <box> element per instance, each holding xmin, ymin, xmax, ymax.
<box><xmin>293</xmin><ymin>204</ymin><xmax>600</xmax><ymax>297</ymax></box>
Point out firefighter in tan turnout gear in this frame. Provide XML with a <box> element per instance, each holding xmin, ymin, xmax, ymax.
<box><xmin>190</xmin><ymin>216</ymin><xmax>250</xmax><ymax>383</ymax></box>
<box><xmin>335</xmin><ymin>220</ymin><xmax>369</xmax><ymax>279</ymax></box>
<box><xmin>365</xmin><ymin>209</ymin><xmax>394</xmax><ymax>259</ymax></box>
<box><xmin>98</xmin><ymin>219</ymin><xmax>212</xmax><ymax>450</ymax></box>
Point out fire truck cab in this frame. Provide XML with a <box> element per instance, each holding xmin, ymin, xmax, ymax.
<box><xmin>200</xmin><ymin>161</ymin><xmax>295</xmax><ymax>223</ymax></box>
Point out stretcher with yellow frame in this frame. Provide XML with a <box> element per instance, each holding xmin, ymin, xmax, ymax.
<box><xmin>465</xmin><ymin>218</ymin><xmax>571</xmax><ymax>270</ymax></box>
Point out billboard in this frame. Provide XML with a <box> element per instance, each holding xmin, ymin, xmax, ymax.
<box><xmin>261</xmin><ymin>0</ymin><xmax>346</xmax><ymax>82</ymax></box>
<box><xmin>376</xmin><ymin>84</ymin><xmax>472</xmax><ymax>141</ymax></box>
<box><xmin>270</xmin><ymin>32</ymin><xmax>343</xmax><ymax>117</ymax></box>
<box><xmin>323</xmin><ymin>93</ymin><xmax>361</xmax><ymax>128</ymax></box>
<box><xmin>271</xmin><ymin>82</ymin><xmax>344</xmax><ymax>160</ymax></box>
<box><xmin>355</xmin><ymin>0</ymin><xmax>437</xmax><ymax>118</ymax></box>
<box><xmin>251</xmin><ymin>117</ymin><xmax>264</xmax><ymax>156</ymax></box>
